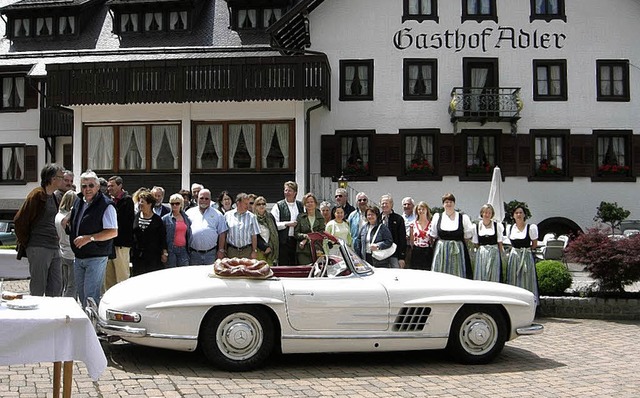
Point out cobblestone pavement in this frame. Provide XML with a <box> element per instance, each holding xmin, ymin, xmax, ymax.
<box><xmin>2</xmin><ymin>277</ymin><xmax>640</xmax><ymax>398</ymax></box>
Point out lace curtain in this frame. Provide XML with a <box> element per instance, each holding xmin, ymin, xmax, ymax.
<box><xmin>470</xmin><ymin>68</ymin><xmax>488</xmax><ymax>112</ymax></box>
<box><xmin>87</xmin><ymin>126</ymin><xmax>114</xmax><ymax>170</ymax></box>
<box><xmin>600</xmin><ymin>65</ymin><xmax>624</xmax><ymax>96</ymax></box>
<box><xmin>537</xmin><ymin>65</ymin><xmax>561</xmax><ymax>96</ymax></box>
<box><xmin>58</xmin><ymin>16</ymin><xmax>75</xmax><ymax>34</ymax></box>
<box><xmin>345</xmin><ymin>66</ymin><xmax>368</xmax><ymax>96</ymax></box>
<box><xmin>121</xmin><ymin>14</ymin><xmax>139</xmax><ymax>32</ymax></box>
<box><xmin>145</xmin><ymin>13</ymin><xmax>163</xmax><ymax>31</ymax></box>
<box><xmin>261</xmin><ymin>124</ymin><xmax>289</xmax><ymax>168</ymax></box>
<box><xmin>535</xmin><ymin>137</ymin><xmax>563</xmax><ymax>167</ymax></box>
<box><xmin>468</xmin><ymin>0</ymin><xmax>491</xmax><ymax>14</ymax></box>
<box><xmin>405</xmin><ymin>136</ymin><xmax>433</xmax><ymax>165</ymax></box>
<box><xmin>599</xmin><ymin>137</ymin><xmax>625</xmax><ymax>166</ymax></box>
<box><xmin>535</xmin><ymin>0</ymin><xmax>559</xmax><ymax>14</ymax></box>
<box><xmin>409</xmin><ymin>0</ymin><xmax>432</xmax><ymax>15</ymax></box>
<box><xmin>408</xmin><ymin>64</ymin><xmax>432</xmax><ymax>95</ymax></box>
<box><xmin>14</xmin><ymin>19</ymin><xmax>30</xmax><ymax>37</ymax></box>
<box><xmin>36</xmin><ymin>17</ymin><xmax>52</xmax><ymax>36</ymax></box>
<box><xmin>196</xmin><ymin>124</ymin><xmax>223</xmax><ymax>169</ymax></box>
<box><xmin>229</xmin><ymin>124</ymin><xmax>256</xmax><ymax>168</ymax></box>
<box><xmin>467</xmin><ymin>136</ymin><xmax>493</xmax><ymax>166</ymax></box>
<box><xmin>2</xmin><ymin>147</ymin><xmax>24</xmax><ymax>180</ymax></box>
<box><xmin>238</xmin><ymin>10</ymin><xmax>257</xmax><ymax>28</ymax></box>
<box><xmin>151</xmin><ymin>125</ymin><xmax>178</xmax><ymax>169</ymax></box>
<box><xmin>170</xmin><ymin>11</ymin><xmax>187</xmax><ymax>30</ymax></box>
<box><xmin>119</xmin><ymin>126</ymin><xmax>146</xmax><ymax>170</ymax></box>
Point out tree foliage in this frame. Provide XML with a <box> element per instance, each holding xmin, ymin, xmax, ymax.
<box><xmin>503</xmin><ymin>200</ymin><xmax>532</xmax><ymax>225</ymax></box>
<box><xmin>593</xmin><ymin>201</ymin><xmax>630</xmax><ymax>234</ymax></box>
<box><xmin>564</xmin><ymin>228</ymin><xmax>640</xmax><ymax>292</ymax></box>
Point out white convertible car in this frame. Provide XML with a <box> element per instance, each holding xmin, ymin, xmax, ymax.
<box><xmin>88</xmin><ymin>234</ymin><xmax>542</xmax><ymax>371</ymax></box>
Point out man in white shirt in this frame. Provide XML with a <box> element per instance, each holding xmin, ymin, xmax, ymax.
<box><xmin>186</xmin><ymin>189</ymin><xmax>228</xmax><ymax>265</ymax></box>
<box><xmin>271</xmin><ymin>181</ymin><xmax>303</xmax><ymax>265</ymax></box>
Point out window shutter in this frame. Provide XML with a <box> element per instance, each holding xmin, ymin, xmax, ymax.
<box><xmin>372</xmin><ymin>134</ymin><xmax>401</xmax><ymax>176</ymax></box>
<box><xmin>569</xmin><ymin>135</ymin><xmax>594</xmax><ymax>177</ymax></box>
<box><xmin>499</xmin><ymin>134</ymin><xmax>518</xmax><ymax>176</ymax></box>
<box><xmin>320</xmin><ymin>134</ymin><xmax>338</xmax><ymax>177</ymax></box>
<box><xmin>633</xmin><ymin>135</ymin><xmax>640</xmax><ymax>177</ymax></box>
<box><xmin>438</xmin><ymin>133</ymin><xmax>460</xmax><ymax>176</ymax></box>
<box><xmin>24</xmin><ymin>145</ymin><xmax>38</xmax><ymax>182</ymax></box>
<box><xmin>516</xmin><ymin>134</ymin><xmax>531</xmax><ymax>176</ymax></box>
<box><xmin>24</xmin><ymin>79</ymin><xmax>39</xmax><ymax>110</ymax></box>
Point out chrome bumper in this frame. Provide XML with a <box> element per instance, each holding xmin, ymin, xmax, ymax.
<box><xmin>516</xmin><ymin>323</ymin><xmax>544</xmax><ymax>336</ymax></box>
<box><xmin>85</xmin><ymin>298</ymin><xmax>147</xmax><ymax>339</ymax></box>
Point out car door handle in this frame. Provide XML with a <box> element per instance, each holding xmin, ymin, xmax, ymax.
<box><xmin>289</xmin><ymin>292</ymin><xmax>314</xmax><ymax>296</ymax></box>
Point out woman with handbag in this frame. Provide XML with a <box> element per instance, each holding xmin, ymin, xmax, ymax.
<box><xmin>355</xmin><ymin>206</ymin><xmax>394</xmax><ymax>268</ymax></box>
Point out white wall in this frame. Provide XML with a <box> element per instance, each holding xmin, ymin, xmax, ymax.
<box><xmin>305</xmin><ymin>0</ymin><xmax>640</xmax><ymax>229</ymax></box>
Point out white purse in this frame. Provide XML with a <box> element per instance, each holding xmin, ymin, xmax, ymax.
<box><xmin>370</xmin><ymin>225</ymin><xmax>397</xmax><ymax>261</ymax></box>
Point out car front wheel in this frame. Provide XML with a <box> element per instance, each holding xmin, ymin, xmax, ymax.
<box><xmin>200</xmin><ymin>306</ymin><xmax>275</xmax><ymax>371</ymax></box>
<box><xmin>446</xmin><ymin>305</ymin><xmax>507</xmax><ymax>365</ymax></box>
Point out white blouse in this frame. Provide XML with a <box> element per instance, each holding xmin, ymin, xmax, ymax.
<box><xmin>472</xmin><ymin>221</ymin><xmax>505</xmax><ymax>244</ymax></box>
<box><xmin>428</xmin><ymin>212</ymin><xmax>474</xmax><ymax>240</ymax></box>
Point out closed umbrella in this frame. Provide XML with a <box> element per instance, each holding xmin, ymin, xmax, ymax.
<box><xmin>487</xmin><ymin>166</ymin><xmax>504</xmax><ymax>223</ymax></box>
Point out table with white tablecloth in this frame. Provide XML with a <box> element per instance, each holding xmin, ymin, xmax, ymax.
<box><xmin>0</xmin><ymin>296</ymin><xmax>107</xmax><ymax>397</ymax></box>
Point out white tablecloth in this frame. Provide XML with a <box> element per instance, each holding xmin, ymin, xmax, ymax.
<box><xmin>0</xmin><ymin>296</ymin><xmax>107</xmax><ymax>380</ymax></box>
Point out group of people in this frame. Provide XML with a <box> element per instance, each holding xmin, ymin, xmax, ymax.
<box><xmin>13</xmin><ymin>165</ymin><xmax>539</xmax><ymax>310</ymax></box>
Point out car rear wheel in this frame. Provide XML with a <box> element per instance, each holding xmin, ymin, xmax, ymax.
<box><xmin>200</xmin><ymin>306</ymin><xmax>275</xmax><ymax>371</ymax></box>
<box><xmin>446</xmin><ymin>305</ymin><xmax>507</xmax><ymax>365</ymax></box>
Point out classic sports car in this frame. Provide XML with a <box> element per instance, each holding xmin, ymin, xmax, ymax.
<box><xmin>88</xmin><ymin>233</ymin><xmax>542</xmax><ymax>371</ymax></box>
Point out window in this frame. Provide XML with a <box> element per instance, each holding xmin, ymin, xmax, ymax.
<box><xmin>530</xmin><ymin>0</ymin><xmax>566</xmax><ymax>22</ymax></box>
<box><xmin>532</xmin><ymin>130</ymin><xmax>568</xmax><ymax>179</ymax></box>
<box><xmin>121</xmin><ymin>14</ymin><xmax>140</xmax><ymax>33</ymax></box>
<box><xmin>85</xmin><ymin>124</ymin><xmax>181</xmax><ymax>172</ymax></box>
<box><xmin>595</xmin><ymin>131</ymin><xmax>632</xmax><ymax>179</ymax></box>
<box><xmin>339</xmin><ymin>60</ymin><xmax>374</xmax><ymax>101</ymax></box>
<box><xmin>58</xmin><ymin>16</ymin><xmax>76</xmax><ymax>35</ymax></box>
<box><xmin>597</xmin><ymin>60</ymin><xmax>630</xmax><ymax>102</ymax></box>
<box><xmin>193</xmin><ymin>121</ymin><xmax>294</xmax><ymax>172</ymax></box>
<box><xmin>533</xmin><ymin>60</ymin><xmax>567</xmax><ymax>101</ymax></box>
<box><xmin>263</xmin><ymin>9</ymin><xmax>282</xmax><ymax>28</ymax></box>
<box><xmin>13</xmin><ymin>18</ymin><xmax>30</xmax><ymax>37</ymax></box>
<box><xmin>144</xmin><ymin>12</ymin><xmax>163</xmax><ymax>31</ymax></box>
<box><xmin>403</xmin><ymin>59</ymin><xmax>437</xmax><ymax>101</ymax></box>
<box><xmin>1</xmin><ymin>77</ymin><xmax>26</xmax><ymax>110</ymax></box>
<box><xmin>35</xmin><ymin>17</ymin><xmax>53</xmax><ymax>37</ymax></box>
<box><xmin>339</xmin><ymin>132</ymin><xmax>372</xmax><ymax>178</ymax></box>
<box><xmin>1</xmin><ymin>146</ymin><xmax>25</xmax><ymax>182</ymax></box>
<box><xmin>169</xmin><ymin>11</ymin><xmax>188</xmax><ymax>31</ymax></box>
<box><xmin>465</xmin><ymin>132</ymin><xmax>497</xmax><ymax>177</ymax></box>
<box><xmin>402</xmin><ymin>130</ymin><xmax>437</xmax><ymax>178</ymax></box>
<box><xmin>462</xmin><ymin>0</ymin><xmax>497</xmax><ymax>23</ymax></box>
<box><xmin>403</xmin><ymin>0</ymin><xmax>439</xmax><ymax>22</ymax></box>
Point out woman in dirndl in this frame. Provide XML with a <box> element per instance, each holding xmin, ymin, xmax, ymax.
<box><xmin>472</xmin><ymin>204</ymin><xmax>504</xmax><ymax>282</ymax></box>
<box><xmin>428</xmin><ymin>193</ymin><xmax>474</xmax><ymax>278</ymax></box>
<box><xmin>505</xmin><ymin>204</ymin><xmax>539</xmax><ymax>303</ymax></box>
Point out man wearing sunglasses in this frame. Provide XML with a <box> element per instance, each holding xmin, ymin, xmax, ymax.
<box><xmin>68</xmin><ymin>170</ymin><xmax>118</xmax><ymax>307</ymax></box>
<box><xmin>14</xmin><ymin>163</ymin><xmax>67</xmax><ymax>297</ymax></box>
<box><xmin>347</xmin><ymin>192</ymin><xmax>370</xmax><ymax>250</ymax></box>
<box><xmin>331</xmin><ymin>188</ymin><xmax>355</xmax><ymax>220</ymax></box>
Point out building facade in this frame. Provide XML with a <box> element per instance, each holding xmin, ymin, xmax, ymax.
<box><xmin>0</xmin><ymin>0</ymin><xmax>638</xmax><ymax>235</ymax></box>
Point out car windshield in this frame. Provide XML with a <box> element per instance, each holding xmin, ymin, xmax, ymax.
<box><xmin>0</xmin><ymin>222</ymin><xmax>8</xmax><ymax>232</ymax></box>
<box><xmin>342</xmin><ymin>244</ymin><xmax>374</xmax><ymax>275</ymax></box>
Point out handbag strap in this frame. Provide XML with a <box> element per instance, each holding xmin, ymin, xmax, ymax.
<box><xmin>370</xmin><ymin>224</ymin><xmax>380</xmax><ymax>244</ymax></box>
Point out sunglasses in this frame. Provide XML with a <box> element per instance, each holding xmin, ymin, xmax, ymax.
<box><xmin>335</xmin><ymin>194</ymin><xmax>343</xmax><ymax>198</ymax></box>
<box><xmin>170</xmin><ymin>203</ymin><xmax>181</xmax><ymax>206</ymax></box>
<box><xmin>357</xmin><ymin>198</ymin><xmax>368</xmax><ymax>202</ymax></box>
<box><xmin>81</xmin><ymin>183</ymin><xmax>96</xmax><ymax>189</ymax></box>
<box><xmin>249</xmin><ymin>202</ymin><xmax>255</xmax><ymax>205</ymax></box>
<box><xmin>255</xmin><ymin>203</ymin><xmax>266</xmax><ymax>206</ymax></box>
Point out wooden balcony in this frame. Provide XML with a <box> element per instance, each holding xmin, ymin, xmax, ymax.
<box><xmin>46</xmin><ymin>55</ymin><xmax>331</xmax><ymax>108</ymax></box>
<box><xmin>40</xmin><ymin>106</ymin><xmax>73</xmax><ymax>138</ymax></box>
<box><xmin>449</xmin><ymin>87</ymin><xmax>522</xmax><ymax>133</ymax></box>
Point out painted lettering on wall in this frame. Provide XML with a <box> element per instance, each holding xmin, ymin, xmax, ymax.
<box><xmin>393</xmin><ymin>26</ymin><xmax>566</xmax><ymax>52</ymax></box>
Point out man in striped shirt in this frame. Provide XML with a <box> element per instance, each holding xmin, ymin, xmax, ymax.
<box><xmin>224</xmin><ymin>193</ymin><xmax>260</xmax><ymax>259</ymax></box>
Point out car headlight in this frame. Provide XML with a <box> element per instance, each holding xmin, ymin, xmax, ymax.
<box><xmin>106</xmin><ymin>309</ymin><xmax>141</xmax><ymax>323</ymax></box>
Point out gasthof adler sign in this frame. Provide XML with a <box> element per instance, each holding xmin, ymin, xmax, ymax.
<box><xmin>393</xmin><ymin>26</ymin><xmax>567</xmax><ymax>52</ymax></box>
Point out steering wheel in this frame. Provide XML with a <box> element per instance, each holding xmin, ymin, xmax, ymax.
<box><xmin>308</xmin><ymin>255</ymin><xmax>330</xmax><ymax>278</ymax></box>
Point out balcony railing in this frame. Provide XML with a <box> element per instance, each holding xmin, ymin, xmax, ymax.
<box><xmin>46</xmin><ymin>55</ymin><xmax>331</xmax><ymax>108</ymax></box>
<box><xmin>449</xmin><ymin>87</ymin><xmax>522</xmax><ymax>132</ymax></box>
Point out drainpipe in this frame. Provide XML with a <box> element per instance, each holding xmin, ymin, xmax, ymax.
<box><xmin>305</xmin><ymin>101</ymin><xmax>323</xmax><ymax>194</ymax></box>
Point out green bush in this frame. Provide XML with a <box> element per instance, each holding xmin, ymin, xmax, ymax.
<box><xmin>536</xmin><ymin>260</ymin><xmax>572</xmax><ymax>295</ymax></box>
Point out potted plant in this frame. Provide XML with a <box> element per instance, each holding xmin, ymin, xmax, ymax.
<box><xmin>406</xmin><ymin>159</ymin><xmax>434</xmax><ymax>176</ymax></box>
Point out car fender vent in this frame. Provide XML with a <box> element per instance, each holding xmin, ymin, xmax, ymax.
<box><xmin>393</xmin><ymin>307</ymin><xmax>431</xmax><ymax>332</ymax></box>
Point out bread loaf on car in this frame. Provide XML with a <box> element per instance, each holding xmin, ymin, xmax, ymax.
<box><xmin>213</xmin><ymin>258</ymin><xmax>271</xmax><ymax>278</ymax></box>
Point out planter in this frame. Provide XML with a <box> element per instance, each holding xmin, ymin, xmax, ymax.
<box><xmin>538</xmin><ymin>296</ymin><xmax>640</xmax><ymax>320</ymax></box>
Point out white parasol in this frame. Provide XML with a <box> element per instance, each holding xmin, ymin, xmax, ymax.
<box><xmin>487</xmin><ymin>166</ymin><xmax>504</xmax><ymax>223</ymax></box>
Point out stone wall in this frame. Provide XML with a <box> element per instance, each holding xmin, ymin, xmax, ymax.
<box><xmin>539</xmin><ymin>296</ymin><xmax>640</xmax><ymax>320</ymax></box>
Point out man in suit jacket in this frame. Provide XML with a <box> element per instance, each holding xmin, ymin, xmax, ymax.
<box><xmin>151</xmin><ymin>186</ymin><xmax>171</xmax><ymax>217</ymax></box>
<box><xmin>380</xmin><ymin>194</ymin><xmax>407</xmax><ymax>268</ymax></box>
